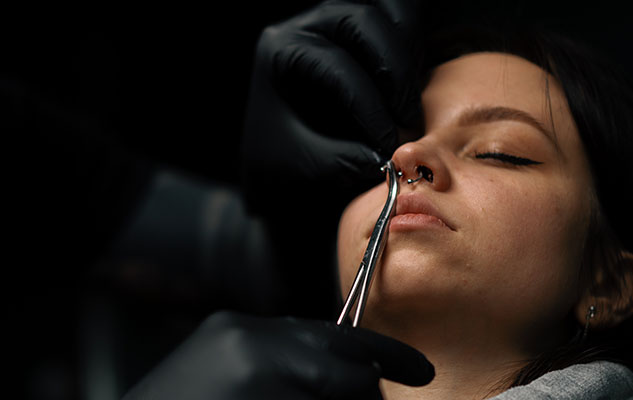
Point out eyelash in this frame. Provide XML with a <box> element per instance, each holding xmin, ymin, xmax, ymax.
<box><xmin>475</xmin><ymin>152</ymin><xmax>543</xmax><ymax>166</ymax></box>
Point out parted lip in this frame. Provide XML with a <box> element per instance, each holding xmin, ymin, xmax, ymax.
<box><xmin>394</xmin><ymin>192</ymin><xmax>456</xmax><ymax>231</ymax></box>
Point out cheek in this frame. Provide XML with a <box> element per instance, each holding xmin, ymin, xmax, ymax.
<box><xmin>468</xmin><ymin>179</ymin><xmax>554</xmax><ymax>260</ymax></box>
<box><xmin>463</xmin><ymin>174</ymin><xmax>590</xmax><ymax>315</ymax></box>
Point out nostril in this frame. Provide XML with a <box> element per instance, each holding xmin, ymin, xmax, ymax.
<box><xmin>407</xmin><ymin>165</ymin><xmax>434</xmax><ymax>184</ymax></box>
<box><xmin>420</xmin><ymin>166</ymin><xmax>434</xmax><ymax>183</ymax></box>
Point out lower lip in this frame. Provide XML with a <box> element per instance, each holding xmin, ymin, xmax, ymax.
<box><xmin>389</xmin><ymin>213</ymin><xmax>451</xmax><ymax>232</ymax></box>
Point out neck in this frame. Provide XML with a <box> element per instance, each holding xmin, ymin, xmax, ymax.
<box><xmin>362</xmin><ymin>310</ymin><xmax>543</xmax><ymax>400</ymax></box>
<box><xmin>379</xmin><ymin>350</ymin><xmax>520</xmax><ymax>400</ymax></box>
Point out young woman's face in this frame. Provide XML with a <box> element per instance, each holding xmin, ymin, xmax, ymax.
<box><xmin>337</xmin><ymin>53</ymin><xmax>595</xmax><ymax>351</ymax></box>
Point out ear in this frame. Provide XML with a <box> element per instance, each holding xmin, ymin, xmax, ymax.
<box><xmin>574</xmin><ymin>251</ymin><xmax>633</xmax><ymax>329</ymax></box>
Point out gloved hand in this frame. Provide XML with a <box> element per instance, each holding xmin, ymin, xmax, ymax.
<box><xmin>242</xmin><ymin>0</ymin><xmax>426</xmax><ymax>211</ymax></box>
<box><xmin>123</xmin><ymin>311</ymin><xmax>434</xmax><ymax>399</ymax></box>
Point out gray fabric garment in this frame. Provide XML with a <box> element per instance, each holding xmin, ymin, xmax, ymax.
<box><xmin>490</xmin><ymin>361</ymin><xmax>633</xmax><ymax>399</ymax></box>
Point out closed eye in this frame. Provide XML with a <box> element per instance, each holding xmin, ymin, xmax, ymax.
<box><xmin>475</xmin><ymin>152</ymin><xmax>543</xmax><ymax>166</ymax></box>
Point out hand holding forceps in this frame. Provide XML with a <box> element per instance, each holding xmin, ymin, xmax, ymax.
<box><xmin>337</xmin><ymin>160</ymin><xmax>400</xmax><ymax>327</ymax></box>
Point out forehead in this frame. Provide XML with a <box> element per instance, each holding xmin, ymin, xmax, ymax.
<box><xmin>421</xmin><ymin>52</ymin><xmax>575</xmax><ymax>139</ymax></box>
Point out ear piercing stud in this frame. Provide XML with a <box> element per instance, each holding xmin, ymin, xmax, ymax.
<box><xmin>582</xmin><ymin>305</ymin><xmax>596</xmax><ymax>340</ymax></box>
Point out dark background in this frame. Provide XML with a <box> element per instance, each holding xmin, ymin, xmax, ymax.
<box><xmin>5</xmin><ymin>2</ymin><xmax>632</xmax><ymax>399</ymax></box>
<box><xmin>6</xmin><ymin>4</ymin><xmax>323</xmax><ymax>399</ymax></box>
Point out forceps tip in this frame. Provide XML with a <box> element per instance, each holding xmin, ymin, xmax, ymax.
<box><xmin>380</xmin><ymin>160</ymin><xmax>400</xmax><ymax>174</ymax></box>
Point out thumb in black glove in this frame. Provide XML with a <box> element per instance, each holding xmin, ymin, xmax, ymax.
<box><xmin>241</xmin><ymin>0</ymin><xmax>427</xmax><ymax>211</ymax></box>
<box><xmin>123</xmin><ymin>311</ymin><xmax>434</xmax><ymax>399</ymax></box>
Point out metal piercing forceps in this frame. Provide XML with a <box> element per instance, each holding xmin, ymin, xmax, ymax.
<box><xmin>337</xmin><ymin>160</ymin><xmax>400</xmax><ymax>327</ymax></box>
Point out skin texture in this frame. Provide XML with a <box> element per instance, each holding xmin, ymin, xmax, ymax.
<box><xmin>337</xmin><ymin>53</ymin><xmax>597</xmax><ymax>399</ymax></box>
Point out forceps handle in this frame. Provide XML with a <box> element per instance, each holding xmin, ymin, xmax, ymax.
<box><xmin>337</xmin><ymin>160</ymin><xmax>399</xmax><ymax>327</ymax></box>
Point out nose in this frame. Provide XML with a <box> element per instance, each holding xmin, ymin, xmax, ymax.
<box><xmin>391</xmin><ymin>140</ymin><xmax>451</xmax><ymax>192</ymax></box>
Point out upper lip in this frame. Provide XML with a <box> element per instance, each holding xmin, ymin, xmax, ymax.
<box><xmin>394</xmin><ymin>192</ymin><xmax>456</xmax><ymax>231</ymax></box>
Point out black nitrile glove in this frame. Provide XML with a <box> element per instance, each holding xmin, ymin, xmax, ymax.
<box><xmin>123</xmin><ymin>311</ymin><xmax>434</xmax><ymax>399</ymax></box>
<box><xmin>242</xmin><ymin>0</ymin><xmax>426</xmax><ymax>212</ymax></box>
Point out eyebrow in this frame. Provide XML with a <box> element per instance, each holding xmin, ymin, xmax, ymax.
<box><xmin>457</xmin><ymin>106</ymin><xmax>558</xmax><ymax>147</ymax></box>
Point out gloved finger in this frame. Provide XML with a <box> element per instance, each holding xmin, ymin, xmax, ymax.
<box><xmin>301</xmin><ymin>2</ymin><xmax>423</xmax><ymax>130</ymax></box>
<box><xmin>328</xmin><ymin>324</ymin><xmax>435</xmax><ymax>387</ymax></box>
<box><xmin>281</xmin><ymin>346</ymin><xmax>383</xmax><ymax>399</ymax></box>
<box><xmin>267</xmin><ymin>117</ymin><xmax>388</xmax><ymax>190</ymax></box>
<box><xmin>241</xmin><ymin>89</ymin><xmax>385</xmax><ymax>211</ymax></box>
<box><xmin>372</xmin><ymin>0</ymin><xmax>427</xmax><ymax>128</ymax></box>
<box><xmin>271</xmin><ymin>34</ymin><xmax>398</xmax><ymax>156</ymax></box>
<box><xmin>243</xmin><ymin>96</ymin><xmax>385</xmax><ymax>185</ymax></box>
<box><xmin>328</xmin><ymin>0</ymin><xmax>425</xmax><ymax>41</ymax></box>
<box><xmin>290</xmin><ymin>128</ymin><xmax>386</xmax><ymax>186</ymax></box>
<box><xmin>372</xmin><ymin>0</ymin><xmax>426</xmax><ymax>46</ymax></box>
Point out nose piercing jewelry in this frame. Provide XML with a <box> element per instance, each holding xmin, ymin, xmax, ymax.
<box><xmin>407</xmin><ymin>165</ymin><xmax>434</xmax><ymax>184</ymax></box>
